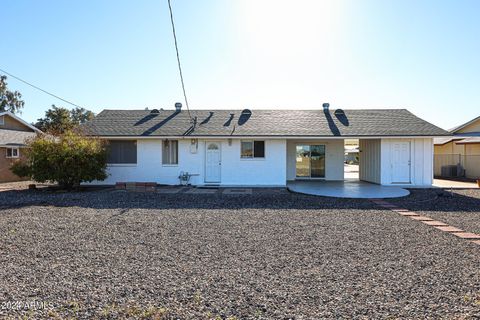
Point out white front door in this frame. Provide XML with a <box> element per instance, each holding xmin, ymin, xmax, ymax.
<box><xmin>205</xmin><ymin>142</ymin><xmax>221</xmax><ymax>183</ymax></box>
<box><xmin>391</xmin><ymin>141</ymin><xmax>411</xmax><ymax>183</ymax></box>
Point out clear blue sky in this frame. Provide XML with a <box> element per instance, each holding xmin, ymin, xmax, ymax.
<box><xmin>1</xmin><ymin>0</ymin><xmax>479</xmax><ymax>130</ymax></box>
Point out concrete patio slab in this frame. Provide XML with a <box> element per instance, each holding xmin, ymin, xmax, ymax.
<box><xmin>287</xmin><ymin>180</ymin><xmax>410</xmax><ymax>199</ymax></box>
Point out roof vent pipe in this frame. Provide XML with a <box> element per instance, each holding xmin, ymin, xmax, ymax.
<box><xmin>175</xmin><ymin>102</ymin><xmax>182</xmax><ymax>112</ymax></box>
<box><xmin>322</xmin><ymin>103</ymin><xmax>330</xmax><ymax>111</ymax></box>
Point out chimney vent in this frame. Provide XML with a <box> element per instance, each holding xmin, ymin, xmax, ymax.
<box><xmin>175</xmin><ymin>102</ymin><xmax>182</xmax><ymax>112</ymax></box>
<box><xmin>322</xmin><ymin>103</ymin><xmax>330</xmax><ymax>111</ymax></box>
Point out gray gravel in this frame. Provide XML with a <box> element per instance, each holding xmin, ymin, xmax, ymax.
<box><xmin>0</xmin><ymin>188</ymin><xmax>479</xmax><ymax>319</ymax></box>
<box><xmin>391</xmin><ymin>188</ymin><xmax>480</xmax><ymax>235</ymax></box>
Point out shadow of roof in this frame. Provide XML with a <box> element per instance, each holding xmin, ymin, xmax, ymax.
<box><xmin>1</xmin><ymin>188</ymin><xmax>479</xmax><ymax>212</ymax></box>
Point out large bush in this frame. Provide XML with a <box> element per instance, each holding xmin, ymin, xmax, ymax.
<box><xmin>12</xmin><ymin>131</ymin><xmax>108</xmax><ymax>189</ymax></box>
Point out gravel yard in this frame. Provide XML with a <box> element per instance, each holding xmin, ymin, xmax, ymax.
<box><xmin>391</xmin><ymin>188</ymin><xmax>480</xmax><ymax>235</ymax></box>
<box><xmin>0</xmin><ymin>187</ymin><xmax>479</xmax><ymax>319</ymax></box>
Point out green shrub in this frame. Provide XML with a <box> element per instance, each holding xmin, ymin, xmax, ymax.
<box><xmin>11</xmin><ymin>131</ymin><xmax>108</xmax><ymax>189</ymax></box>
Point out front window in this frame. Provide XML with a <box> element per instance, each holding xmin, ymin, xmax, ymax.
<box><xmin>0</xmin><ymin>116</ymin><xmax>4</xmax><ymax>125</ymax></box>
<box><xmin>241</xmin><ymin>140</ymin><xmax>265</xmax><ymax>158</ymax></box>
<box><xmin>162</xmin><ymin>140</ymin><xmax>178</xmax><ymax>165</ymax></box>
<box><xmin>107</xmin><ymin>140</ymin><xmax>137</xmax><ymax>164</ymax></box>
<box><xmin>6</xmin><ymin>147</ymin><xmax>19</xmax><ymax>158</ymax></box>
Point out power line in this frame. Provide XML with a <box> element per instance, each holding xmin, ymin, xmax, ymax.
<box><xmin>167</xmin><ymin>0</ymin><xmax>193</xmax><ymax>121</ymax></box>
<box><xmin>0</xmin><ymin>68</ymin><xmax>84</xmax><ymax>109</ymax></box>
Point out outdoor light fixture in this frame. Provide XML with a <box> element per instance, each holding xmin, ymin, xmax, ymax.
<box><xmin>190</xmin><ymin>139</ymin><xmax>198</xmax><ymax>153</ymax></box>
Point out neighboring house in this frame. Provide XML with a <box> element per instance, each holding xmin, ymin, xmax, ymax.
<box><xmin>434</xmin><ymin>115</ymin><xmax>480</xmax><ymax>179</ymax></box>
<box><xmin>0</xmin><ymin>112</ymin><xmax>41</xmax><ymax>182</ymax></box>
<box><xmin>82</xmin><ymin>104</ymin><xmax>449</xmax><ymax>187</ymax></box>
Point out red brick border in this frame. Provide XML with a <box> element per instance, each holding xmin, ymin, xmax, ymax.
<box><xmin>371</xmin><ymin>199</ymin><xmax>480</xmax><ymax>246</ymax></box>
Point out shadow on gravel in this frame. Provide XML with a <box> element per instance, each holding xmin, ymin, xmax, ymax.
<box><xmin>0</xmin><ymin>189</ymin><xmax>378</xmax><ymax>211</ymax></box>
<box><xmin>1</xmin><ymin>188</ymin><xmax>479</xmax><ymax>212</ymax></box>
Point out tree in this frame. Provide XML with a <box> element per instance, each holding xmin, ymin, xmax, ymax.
<box><xmin>71</xmin><ymin>107</ymin><xmax>95</xmax><ymax>124</ymax></box>
<box><xmin>35</xmin><ymin>105</ymin><xmax>72</xmax><ymax>134</ymax></box>
<box><xmin>35</xmin><ymin>105</ymin><xmax>95</xmax><ymax>134</ymax></box>
<box><xmin>0</xmin><ymin>75</ymin><xmax>25</xmax><ymax>113</ymax></box>
<box><xmin>11</xmin><ymin>131</ymin><xmax>108</xmax><ymax>189</ymax></box>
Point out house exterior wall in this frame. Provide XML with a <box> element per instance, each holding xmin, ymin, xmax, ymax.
<box><xmin>100</xmin><ymin>138</ymin><xmax>286</xmax><ymax>186</ymax></box>
<box><xmin>465</xmin><ymin>143</ymin><xmax>480</xmax><ymax>155</ymax></box>
<box><xmin>286</xmin><ymin>139</ymin><xmax>344</xmax><ymax>181</ymax></box>
<box><xmin>220</xmin><ymin>139</ymin><xmax>286</xmax><ymax>186</ymax></box>
<box><xmin>359</xmin><ymin>139</ymin><xmax>381</xmax><ymax>184</ymax></box>
<box><xmin>434</xmin><ymin>141</ymin><xmax>480</xmax><ymax>178</ymax></box>
<box><xmin>433</xmin><ymin>116</ymin><xmax>480</xmax><ymax>178</ymax></box>
<box><xmin>0</xmin><ymin>147</ymin><xmax>28</xmax><ymax>182</ymax></box>
<box><xmin>96</xmin><ymin>137</ymin><xmax>435</xmax><ymax>187</ymax></box>
<box><xmin>463</xmin><ymin>144</ymin><xmax>480</xmax><ymax>178</ymax></box>
<box><xmin>105</xmin><ymin>139</ymin><xmax>202</xmax><ymax>185</ymax></box>
<box><xmin>434</xmin><ymin>141</ymin><xmax>465</xmax><ymax>155</ymax></box>
<box><xmin>0</xmin><ymin>114</ymin><xmax>37</xmax><ymax>182</ymax></box>
<box><xmin>380</xmin><ymin>138</ymin><xmax>433</xmax><ymax>186</ymax></box>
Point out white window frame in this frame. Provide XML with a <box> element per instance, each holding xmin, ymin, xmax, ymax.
<box><xmin>162</xmin><ymin>140</ymin><xmax>178</xmax><ymax>166</ymax></box>
<box><xmin>6</xmin><ymin>147</ymin><xmax>19</xmax><ymax>158</ymax></box>
<box><xmin>240</xmin><ymin>140</ymin><xmax>265</xmax><ymax>159</ymax></box>
<box><xmin>0</xmin><ymin>116</ymin><xmax>4</xmax><ymax>125</ymax></box>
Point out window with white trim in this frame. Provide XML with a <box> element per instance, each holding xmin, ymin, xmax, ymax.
<box><xmin>0</xmin><ymin>116</ymin><xmax>4</xmax><ymax>125</ymax></box>
<box><xmin>6</xmin><ymin>147</ymin><xmax>19</xmax><ymax>158</ymax></box>
<box><xmin>162</xmin><ymin>140</ymin><xmax>178</xmax><ymax>165</ymax></box>
<box><xmin>241</xmin><ymin>140</ymin><xmax>265</xmax><ymax>158</ymax></box>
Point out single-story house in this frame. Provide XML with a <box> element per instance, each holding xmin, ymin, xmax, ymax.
<box><xmin>434</xmin><ymin>115</ymin><xmax>480</xmax><ymax>179</ymax></box>
<box><xmin>82</xmin><ymin>103</ymin><xmax>449</xmax><ymax>187</ymax></box>
<box><xmin>0</xmin><ymin>111</ymin><xmax>41</xmax><ymax>182</ymax></box>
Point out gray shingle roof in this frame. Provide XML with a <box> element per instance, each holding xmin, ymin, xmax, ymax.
<box><xmin>0</xmin><ymin>129</ymin><xmax>38</xmax><ymax>146</ymax></box>
<box><xmin>81</xmin><ymin>109</ymin><xmax>449</xmax><ymax>137</ymax></box>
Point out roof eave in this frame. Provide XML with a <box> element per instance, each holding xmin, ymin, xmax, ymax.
<box><xmin>91</xmin><ymin>134</ymin><xmax>451</xmax><ymax>140</ymax></box>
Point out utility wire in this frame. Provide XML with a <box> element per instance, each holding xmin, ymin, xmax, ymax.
<box><xmin>167</xmin><ymin>0</ymin><xmax>193</xmax><ymax>121</ymax></box>
<box><xmin>0</xmin><ymin>68</ymin><xmax>84</xmax><ymax>109</ymax></box>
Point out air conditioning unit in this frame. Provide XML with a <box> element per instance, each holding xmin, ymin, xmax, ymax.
<box><xmin>441</xmin><ymin>165</ymin><xmax>456</xmax><ymax>177</ymax></box>
<box><xmin>441</xmin><ymin>165</ymin><xmax>464</xmax><ymax>177</ymax></box>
